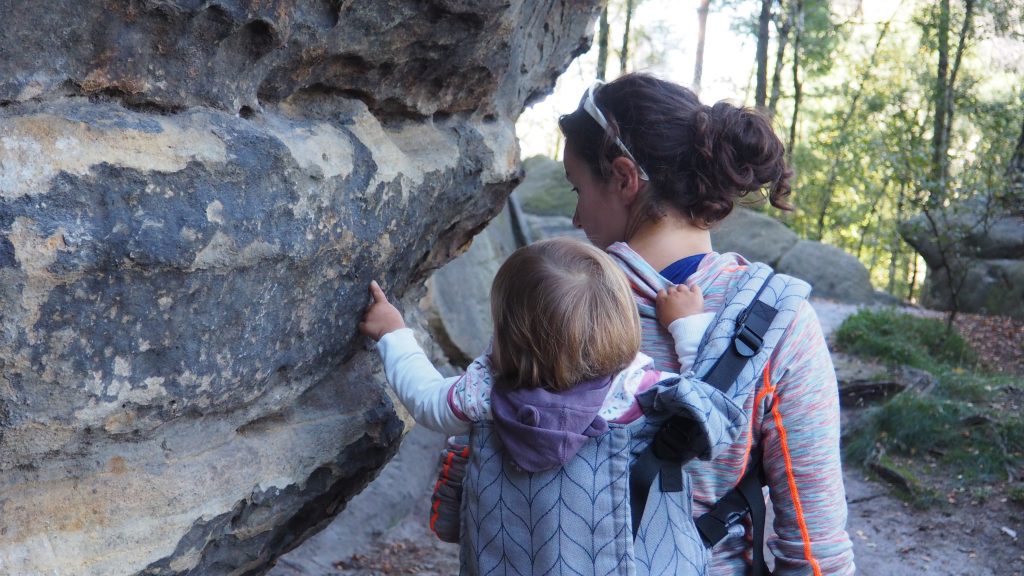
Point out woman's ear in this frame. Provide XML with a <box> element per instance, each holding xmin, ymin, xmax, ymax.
<box><xmin>609</xmin><ymin>156</ymin><xmax>642</xmax><ymax>206</ymax></box>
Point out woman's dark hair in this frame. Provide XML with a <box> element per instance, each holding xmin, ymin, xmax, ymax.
<box><xmin>558</xmin><ymin>73</ymin><xmax>792</xmax><ymax>226</ymax></box>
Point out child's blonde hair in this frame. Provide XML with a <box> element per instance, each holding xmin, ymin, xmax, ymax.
<box><xmin>489</xmin><ymin>237</ymin><xmax>641</xmax><ymax>391</ymax></box>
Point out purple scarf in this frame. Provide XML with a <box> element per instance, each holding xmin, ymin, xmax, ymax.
<box><xmin>490</xmin><ymin>375</ymin><xmax>613</xmax><ymax>472</ymax></box>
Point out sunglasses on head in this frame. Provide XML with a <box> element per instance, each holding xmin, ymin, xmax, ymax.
<box><xmin>583</xmin><ymin>81</ymin><xmax>650</xmax><ymax>181</ymax></box>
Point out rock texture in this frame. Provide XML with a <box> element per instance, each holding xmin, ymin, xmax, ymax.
<box><xmin>900</xmin><ymin>197</ymin><xmax>1024</xmax><ymax>318</ymax></box>
<box><xmin>425</xmin><ymin>208</ymin><xmax>519</xmax><ymax>365</ymax></box>
<box><xmin>0</xmin><ymin>1</ymin><xmax>602</xmax><ymax>574</ymax></box>
<box><xmin>710</xmin><ymin>206</ymin><xmax>799</xmax><ymax>267</ymax></box>
<box><xmin>774</xmin><ymin>240</ymin><xmax>877</xmax><ymax>304</ymax></box>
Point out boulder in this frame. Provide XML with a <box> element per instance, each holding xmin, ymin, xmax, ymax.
<box><xmin>901</xmin><ymin>197</ymin><xmax>1024</xmax><ymax>317</ymax></box>
<box><xmin>426</xmin><ymin>208</ymin><xmax>520</xmax><ymax>364</ymax></box>
<box><xmin>776</xmin><ymin>240</ymin><xmax>877</xmax><ymax>303</ymax></box>
<box><xmin>710</xmin><ymin>207</ymin><xmax>800</xmax><ymax>266</ymax></box>
<box><xmin>832</xmin><ymin>352</ymin><xmax>937</xmax><ymax>408</ymax></box>
<box><xmin>919</xmin><ymin>259</ymin><xmax>1024</xmax><ymax>318</ymax></box>
<box><xmin>900</xmin><ymin>197</ymin><xmax>1024</xmax><ymax>266</ymax></box>
<box><xmin>512</xmin><ymin>155</ymin><xmax>575</xmax><ymax>218</ymax></box>
<box><xmin>0</xmin><ymin>1</ymin><xmax>602</xmax><ymax>574</ymax></box>
<box><xmin>509</xmin><ymin>165</ymin><xmax>885</xmax><ymax>305</ymax></box>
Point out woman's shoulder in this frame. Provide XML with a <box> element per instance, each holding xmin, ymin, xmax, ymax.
<box><xmin>691</xmin><ymin>251</ymin><xmax>753</xmax><ymax>309</ymax></box>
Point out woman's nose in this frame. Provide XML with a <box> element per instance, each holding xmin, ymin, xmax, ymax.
<box><xmin>572</xmin><ymin>206</ymin><xmax>582</xmax><ymax>228</ymax></box>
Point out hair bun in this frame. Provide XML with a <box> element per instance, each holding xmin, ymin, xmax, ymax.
<box><xmin>687</xmin><ymin>101</ymin><xmax>791</xmax><ymax>223</ymax></box>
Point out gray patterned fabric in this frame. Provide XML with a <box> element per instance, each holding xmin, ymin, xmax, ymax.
<box><xmin>689</xmin><ymin>264</ymin><xmax>812</xmax><ymax>394</ymax></box>
<box><xmin>459</xmin><ymin>263</ymin><xmax>810</xmax><ymax>576</ymax></box>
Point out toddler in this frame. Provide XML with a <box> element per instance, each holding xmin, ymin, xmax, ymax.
<box><xmin>359</xmin><ymin>237</ymin><xmax>736</xmax><ymax>574</ymax></box>
<box><xmin>359</xmin><ymin>237</ymin><xmax>713</xmax><ymax>442</ymax></box>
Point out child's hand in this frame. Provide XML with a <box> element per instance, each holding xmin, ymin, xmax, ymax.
<box><xmin>358</xmin><ymin>280</ymin><xmax>406</xmax><ymax>341</ymax></box>
<box><xmin>655</xmin><ymin>283</ymin><xmax>704</xmax><ymax>329</ymax></box>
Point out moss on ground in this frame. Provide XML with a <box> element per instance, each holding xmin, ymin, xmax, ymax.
<box><xmin>837</xmin><ymin>309</ymin><xmax>1024</xmax><ymax>506</ymax></box>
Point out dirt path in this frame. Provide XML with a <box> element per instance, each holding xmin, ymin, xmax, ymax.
<box><xmin>273</xmin><ymin>299</ymin><xmax>1024</xmax><ymax>575</ymax></box>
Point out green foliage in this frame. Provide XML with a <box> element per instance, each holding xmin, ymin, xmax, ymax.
<box><xmin>773</xmin><ymin>0</ymin><xmax>1024</xmax><ymax>300</ymax></box>
<box><xmin>519</xmin><ymin>188</ymin><xmax>576</xmax><ymax>218</ymax></box>
<box><xmin>839</xmin><ymin>310</ymin><xmax>1024</xmax><ymax>496</ymax></box>
<box><xmin>844</xmin><ymin>374</ymin><xmax>1024</xmax><ymax>485</ymax></box>
<box><xmin>1009</xmin><ymin>483</ymin><xmax>1024</xmax><ymax>506</ymax></box>
<box><xmin>834</xmin><ymin>308</ymin><xmax>975</xmax><ymax>369</ymax></box>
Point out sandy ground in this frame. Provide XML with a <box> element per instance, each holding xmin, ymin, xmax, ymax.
<box><xmin>271</xmin><ymin>299</ymin><xmax>1024</xmax><ymax>575</ymax></box>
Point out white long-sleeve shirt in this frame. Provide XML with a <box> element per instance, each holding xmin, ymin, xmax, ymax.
<box><xmin>376</xmin><ymin>312</ymin><xmax>715</xmax><ymax>436</ymax></box>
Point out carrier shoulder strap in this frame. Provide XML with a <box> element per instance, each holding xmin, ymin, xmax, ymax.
<box><xmin>702</xmin><ymin>273</ymin><xmax>778</xmax><ymax>393</ymax></box>
<box><xmin>629</xmin><ymin>272</ymin><xmax>777</xmax><ymax>541</ymax></box>
<box><xmin>694</xmin><ymin>270</ymin><xmax>788</xmax><ymax>576</ymax></box>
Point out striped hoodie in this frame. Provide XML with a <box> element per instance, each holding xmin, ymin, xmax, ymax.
<box><xmin>607</xmin><ymin>242</ymin><xmax>855</xmax><ymax>576</ymax></box>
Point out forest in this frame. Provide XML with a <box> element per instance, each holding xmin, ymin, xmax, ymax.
<box><xmin>521</xmin><ymin>0</ymin><xmax>1024</xmax><ymax>305</ymax></box>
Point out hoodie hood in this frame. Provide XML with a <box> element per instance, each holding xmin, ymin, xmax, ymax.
<box><xmin>490</xmin><ymin>375</ymin><xmax>613</xmax><ymax>473</ymax></box>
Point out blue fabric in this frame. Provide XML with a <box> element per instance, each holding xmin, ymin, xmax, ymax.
<box><xmin>659</xmin><ymin>253</ymin><xmax>707</xmax><ymax>284</ymax></box>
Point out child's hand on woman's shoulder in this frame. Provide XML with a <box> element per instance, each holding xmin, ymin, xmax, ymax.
<box><xmin>359</xmin><ymin>280</ymin><xmax>406</xmax><ymax>341</ymax></box>
<box><xmin>655</xmin><ymin>283</ymin><xmax>704</xmax><ymax>330</ymax></box>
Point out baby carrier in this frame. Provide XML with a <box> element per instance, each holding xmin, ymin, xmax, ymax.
<box><xmin>446</xmin><ymin>263</ymin><xmax>810</xmax><ymax>575</ymax></box>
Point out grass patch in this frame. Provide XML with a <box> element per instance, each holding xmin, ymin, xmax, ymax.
<box><xmin>1008</xmin><ymin>483</ymin><xmax>1024</xmax><ymax>506</ymax></box>
<box><xmin>834</xmin><ymin>308</ymin><xmax>975</xmax><ymax>370</ymax></box>
<box><xmin>838</xmin><ymin>309</ymin><xmax>1024</xmax><ymax>502</ymax></box>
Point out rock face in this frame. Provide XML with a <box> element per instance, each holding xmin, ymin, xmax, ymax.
<box><xmin>426</xmin><ymin>208</ymin><xmax>520</xmax><ymax>365</ymax></box>
<box><xmin>901</xmin><ymin>198</ymin><xmax>1024</xmax><ymax>318</ymax></box>
<box><xmin>775</xmin><ymin>240</ymin><xmax>877</xmax><ymax>304</ymax></box>
<box><xmin>710</xmin><ymin>206</ymin><xmax>799</xmax><ymax>267</ymax></box>
<box><xmin>0</xmin><ymin>2</ymin><xmax>601</xmax><ymax>575</ymax></box>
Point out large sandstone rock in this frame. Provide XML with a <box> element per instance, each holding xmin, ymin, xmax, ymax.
<box><xmin>426</xmin><ymin>208</ymin><xmax>520</xmax><ymax>364</ymax></box>
<box><xmin>508</xmin><ymin>160</ymin><xmax>886</xmax><ymax>304</ymax></box>
<box><xmin>512</xmin><ymin>155</ymin><xmax>576</xmax><ymax>218</ymax></box>
<box><xmin>776</xmin><ymin>240</ymin><xmax>877</xmax><ymax>303</ymax></box>
<box><xmin>900</xmin><ymin>198</ymin><xmax>1024</xmax><ymax>266</ymax></box>
<box><xmin>918</xmin><ymin>258</ymin><xmax>1024</xmax><ymax>318</ymax></box>
<box><xmin>0</xmin><ymin>1</ymin><xmax>602</xmax><ymax>574</ymax></box>
<box><xmin>710</xmin><ymin>207</ymin><xmax>800</xmax><ymax>266</ymax></box>
<box><xmin>901</xmin><ymin>197</ymin><xmax>1024</xmax><ymax>317</ymax></box>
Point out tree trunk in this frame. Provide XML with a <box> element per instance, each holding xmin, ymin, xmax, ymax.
<box><xmin>1009</xmin><ymin>115</ymin><xmax>1024</xmax><ymax>207</ymax></box>
<box><xmin>908</xmin><ymin>251</ymin><xmax>918</xmax><ymax>303</ymax></box>
<box><xmin>596</xmin><ymin>6</ymin><xmax>610</xmax><ymax>80</ymax></box>
<box><xmin>889</xmin><ymin>181</ymin><xmax>908</xmax><ymax>296</ymax></box>
<box><xmin>930</xmin><ymin>0</ymin><xmax>975</xmax><ymax>206</ymax></box>
<box><xmin>620</xmin><ymin>0</ymin><xmax>636</xmax><ymax>74</ymax></box>
<box><xmin>929</xmin><ymin>0</ymin><xmax>951</xmax><ymax>207</ymax></box>
<box><xmin>768</xmin><ymin>0</ymin><xmax>791</xmax><ymax>118</ymax></box>
<box><xmin>754</xmin><ymin>0</ymin><xmax>772</xmax><ymax>109</ymax></box>
<box><xmin>693</xmin><ymin>0</ymin><xmax>711</xmax><ymax>93</ymax></box>
<box><xmin>856</xmin><ymin>184</ymin><xmax>885</xmax><ymax>260</ymax></box>
<box><xmin>786</xmin><ymin>0</ymin><xmax>803</xmax><ymax>162</ymax></box>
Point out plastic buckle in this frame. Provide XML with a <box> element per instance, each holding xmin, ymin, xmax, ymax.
<box><xmin>733</xmin><ymin>323</ymin><xmax>763</xmax><ymax>357</ymax></box>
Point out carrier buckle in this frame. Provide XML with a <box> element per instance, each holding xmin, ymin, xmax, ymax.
<box><xmin>734</xmin><ymin>323</ymin><xmax>763</xmax><ymax>357</ymax></box>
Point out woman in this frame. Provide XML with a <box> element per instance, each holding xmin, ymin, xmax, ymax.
<box><xmin>558</xmin><ymin>73</ymin><xmax>855</xmax><ymax>576</ymax></box>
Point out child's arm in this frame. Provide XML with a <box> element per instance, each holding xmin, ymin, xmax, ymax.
<box><xmin>655</xmin><ymin>283</ymin><xmax>715</xmax><ymax>372</ymax></box>
<box><xmin>360</xmin><ymin>281</ymin><xmax>470</xmax><ymax>436</ymax></box>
